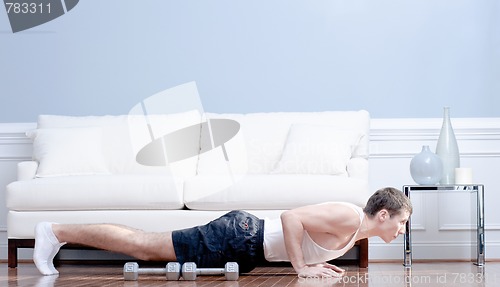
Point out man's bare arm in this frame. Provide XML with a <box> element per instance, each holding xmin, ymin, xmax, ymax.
<box><xmin>280</xmin><ymin>210</ymin><xmax>308</xmax><ymax>273</ymax></box>
<box><xmin>280</xmin><ymin>203</ymin><xmax>357</xmax><ymax>277</ymax></box>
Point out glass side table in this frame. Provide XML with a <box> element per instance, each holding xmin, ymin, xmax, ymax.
<box><xmin>403</xmin><ymin>184</ymin><xmax>485</xmax><ymax>267</ymax></box>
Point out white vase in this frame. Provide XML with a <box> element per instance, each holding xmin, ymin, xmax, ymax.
<box><xmin>435</xmin><ymin>107</ymin><xmax>460</xmax><ymax>184</ymax></box>
<box><xmin>410</xmin><ymin>145</ymin><xmax>443</xmax><ymax>185</ymax></box>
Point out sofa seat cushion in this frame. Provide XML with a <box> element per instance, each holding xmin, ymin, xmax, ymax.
<box><xmin>6</xmin><ymin>174</ymin><xmax>183</xmax><ymax>211</ymax></box>
<box><xmin>183</xmin><ymin>174</ymin><xmax>370</xmax><ymax>210</ymax></box>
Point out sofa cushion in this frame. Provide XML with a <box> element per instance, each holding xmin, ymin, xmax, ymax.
<box><xmin>183</xmin><ymin>174</ymin><xmax>370</xmax><ymax>210</ymax></box>
<box><xmin>36</xmin><ymin>112</ymin><xmax>202</xmax><ymax>175</ymax></box>
<box><xmin>27</xmin><ymin>127</ymin><xmax>110</xmax><ymax>177</ymax></box>
<box><xmin>6</xmin><ymin>174</ymin><xmax>183</xmax><ymax>211</ymax></box>
<box><xmin>271</xmin><ymin>124</ymin><xmax>362</xmax><ymax>175</ymax></box>
<box><xmin>197</xmin><ymin>111</ymin><xmax>370</xmax><ymax>175</ymax></box>
<box><xmin>36</xmin><ymin>115</ymin><xmax>136</xmax><ymax>174</ymax></box>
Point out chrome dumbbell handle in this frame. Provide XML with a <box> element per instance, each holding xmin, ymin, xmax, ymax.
<box><xmin>123</xmin><ymin>262</ymin><xmax>181</xmax><ymax>281</ymax></box>
<box><xmin>182</xmin><ymin>262</ymin><xmax>239</xmax><ymax>281</ymax></box>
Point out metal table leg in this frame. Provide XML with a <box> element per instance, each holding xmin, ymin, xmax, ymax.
<box><xmin>475</xmin><ymin>185</ymin><xmax>485</xmax><ymax>266</ymax></box>
<box><xmin>403</xmin><ymin>186</ymin><xmax>412</xmax><ymax>267</ymax></box>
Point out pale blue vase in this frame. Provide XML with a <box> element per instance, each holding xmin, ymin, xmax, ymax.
<box><xmin>410</xmin><ymin>145</ymin><xmax>443</xmax><ymax>185</ymax></box>
<box><xmin>435</xmin><ymin>107</ymin><xmax>460</xmax><ymax>184</ymax></box>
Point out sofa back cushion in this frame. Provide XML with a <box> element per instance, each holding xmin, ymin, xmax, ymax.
<box><xmin>27</xmin><ymin>127</ymin><xmax>110</xmax><ymax>177</ymax></box>
<box><xmin>196</xmin><ymin>110</ymin><xmax>370</xmax><ymax>175</ymax></box>
<box><xmin>34</xmin><ymin>112</ymin><xmax>202</xmax><ymax>178</ymax></box>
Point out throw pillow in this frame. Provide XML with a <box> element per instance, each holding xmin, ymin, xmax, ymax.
<box><xmin>27</xmin><ymin>127</ymin><xmax>109</xmax><ymax>177</ymax></box>
<box><xmin>271</xmin><ymin>124</ymin><xmax>361</xmax><ymax>175</ymax></box>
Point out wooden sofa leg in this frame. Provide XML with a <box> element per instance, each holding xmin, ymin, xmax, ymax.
<box><xmin>8</xmin><ymin>239</ymin><xmax>36</xmax><ymax>268</ymax></box>
<box><xmin>8</xmin><ymin>239</ymin><xmax>18</xmax><ymax>268</ymax></box>
<box><xmin>358</xmin><ymin>238</ymin><xmax>368</xmax><ymax>268</ymax></box>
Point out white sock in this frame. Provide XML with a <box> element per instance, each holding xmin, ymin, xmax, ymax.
<box><xmin>33</xmin><ymin>222</ymin><xmax>66</xmax><ymax>276</ymax></box>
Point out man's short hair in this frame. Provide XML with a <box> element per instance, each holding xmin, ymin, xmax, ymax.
<box><xmin>363</xmin><ymin>187</ymin><xmax>413</xmax><ymax>218</ymax></box>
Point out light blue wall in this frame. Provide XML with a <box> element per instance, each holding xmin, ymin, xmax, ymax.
<box><xmin>1</xmin><ymin>0</ymin><xmax>499</xmax><ymax>122</ymax></box>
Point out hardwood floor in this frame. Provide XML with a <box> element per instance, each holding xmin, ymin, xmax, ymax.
<box><xmin>2</xmin><ymin>261</ymin><xmax>500</xmax><ymax>287</ymax></box>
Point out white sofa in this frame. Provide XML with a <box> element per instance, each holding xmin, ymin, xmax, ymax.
<box><xmin>6</xmin><ymin>110</ymin><xmax>371</xmax><ymax>268</ymax></box>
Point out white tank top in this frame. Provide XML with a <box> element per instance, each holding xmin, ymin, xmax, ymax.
<box><xmin>263</xmin><ymin>202</ymin><xmax>364</xmax><ymax>264</ymax></box>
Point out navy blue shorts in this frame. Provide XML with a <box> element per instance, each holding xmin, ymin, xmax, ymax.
<box><xmin>171</xmin><ymin>210</ymin><xmax>265</xmax><ymax>273</ymax></box>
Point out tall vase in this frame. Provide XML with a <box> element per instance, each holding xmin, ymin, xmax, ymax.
<box><xmin>435</xmin><ymin>107</ymin><xmax>460</xmax><ymax>184</ymax></box>
<box><xmin>410</xmin><ymin>145</ymin><xmax>443</xmax><ymax>185</ymax></box>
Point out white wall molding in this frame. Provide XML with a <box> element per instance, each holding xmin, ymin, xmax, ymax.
<box><xmin>0</xmin><ymin>123</ymin><xmax>35</xmax><ymax>161</ymax></box>
<box><xmin>1</xmin><ymin>118</ymin><xmax>500</xmax><ymax>261</ymax></box>
<box><xmin>370</xmin><ymin>117</ymin><xmax>500</xmax><ymax>158</ymax></box>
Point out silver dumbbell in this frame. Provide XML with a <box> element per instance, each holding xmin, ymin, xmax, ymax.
<box><xmin>181</xmin><ymin>262</ymin><xmax>239</xmax><ymax>281</ymax></box>
<box><xmin>123</xmin><ymin>262</ymin><xmax>181</xmax><ymax>281</ymax></box>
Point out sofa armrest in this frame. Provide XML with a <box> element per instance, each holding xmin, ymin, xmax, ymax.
<box><xmin>17</xmin><ymin>161</ymin><xmax>38</xmax><ymax>181</ymax></box>
<box><xmin>347</xmin><ymin>157</ymin><xmax>369</xmax><ymax>179</ymax></box>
